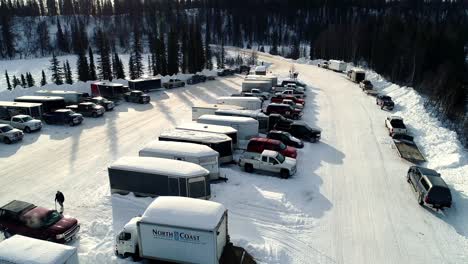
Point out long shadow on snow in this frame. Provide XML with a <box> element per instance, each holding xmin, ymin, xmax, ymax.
<box><xmin>0</xmin><ymin>129</ymin><xmax>41</xmax><ymax>157</ymax></box>
<box><xmin>430</xmin><ymin>189</ymin><xmax>468</xmax><ymax>239</ymax></box>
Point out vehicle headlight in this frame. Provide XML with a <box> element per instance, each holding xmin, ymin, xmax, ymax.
<box><xmin>56</xmin><ymin>234</ymin><xmax>65</xmax><ymax>239</ymax></box>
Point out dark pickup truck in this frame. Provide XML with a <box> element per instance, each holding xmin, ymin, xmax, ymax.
<box><xmin>376</xmin><ymin>95</ymin><xmax>395</xmax><ymax>110</ymax></box>
<box><xmin>0</xmin><ymin>200</ymin><xmax>80</xmax><ymax>243</ymax></box>
<box><xmin>42</xmin><ymin>109</ymin><xmax>83</xmax><ymax>126</ymax></box>
<box><xmin>186</xmin><ymin>74</ymin><xmax>207</xmax><ymax>85</ymax></box>
<box><xmin>84</xmin><ymin>96</ymin><xmax>115</xmax><ymax>111</ymax></box>
<box><xmin>123</xmin><ymin>90</ymin><xmax>151</xmax><ymax>104</ymax></box>
<box><xmin>268</xmin><ymin>114</ymin><xmax>321</xmax><ymax>142</ymax></box>
<box><xmin>66</xmin><ymin>102</ymin><xmax>105</xmax><ymax>118</ymax></box>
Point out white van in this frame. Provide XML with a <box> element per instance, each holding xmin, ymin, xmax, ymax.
<box><xmin>177</xmin><ymin>122</ymin><xmax>238</xmax><ymax>148</ymax></box>
<box><xmin>197</xmin><ymin>114</ymin><xmax>259</xmax><ymax>149</ymax></box>
<box><xmin>139</xmin><ymin>141</ymin><xmax>220</xmax><ymax>181</ymax></box>
<box><xmin>216</xmin><ymin>97</ymin><xmax>262</xmax><ymax>110</ymax></box>
<box><xmin>192</xmin><ymin>104</ymin><xmax>244</xmax><ymax>120</ymax></box>
<box><xmin>0</xmin><ymin>235</ymin><xmax>79</xmax><ymax>264</ymax></box>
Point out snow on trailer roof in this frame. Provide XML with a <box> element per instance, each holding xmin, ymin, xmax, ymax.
<box><xmin>93</xmin><ymin>81</ymin><xmax>124</xmax><ymax>87</ymax></box>
<box><xmin>160</xmin><ymin>129</ymin><xmax>232</xmax><ymax>143</ymax></box>
<box><xmin>0</xmin><ymin>235</ymin><xmax>77</xmax><ymax>264</ymax></box>
<box><xmin>128</xmin><ymin>78</ymin><xmax>161</xmax><ymax>83</ymax></box>
<box><xmin>243</xmin><ymin>78</ymin><xmax>272</xmax><ymax>83</ymax></box>
<box><xmin>141</xmin><ymin>196</ymin><xmax>226</xmax><ymax>231</ymax></box>
<box><xmin>109</xmin><ymin>156</ymin><xmax>209</xmax><ymax>178</ymax></box>
<box><xmin>177</xmin><ymin>122</ymin><xmax>237</xmax><ymax>134</ymax></box>
<box><xmin>35</xmin><ymin>90</ymin><xmax>81</xmax><ymax>95</ymax></box>
<box><xmin>140</xmin><ymin>141</ymin><xmax>219</xmax><ymax>158</ymax></box>
<box><xmin>254</xmin><ymin>66</ymin><xmax>267</xmax><ymax>72</ymax></box>
<box><xmin>15</xmin><ymin>95</ymin><xmax>65</xmax><ymax>101</ymax></box>
<box><xmin>0</xmin><ymin>101</ymin><xmax>42</xmax><ymax>107</ymax></box>
<box><xmin>215</xmin><ymin>109</ymin><xmax>266</xmax><ymax>117</ymax></box>
<box><xmin>217</xmin><ymin>96</ymin><xmax>262</xmax><ymax>103</ymax></box>
<box><xmin>198</xmin><ymin>114</ymin><xmax>258</xmax><ymax>124</ymax></box>
<box><xmin>193</xmin><ymin>103</ymin><xmax>245</xmax><ymax>110</ymax></box>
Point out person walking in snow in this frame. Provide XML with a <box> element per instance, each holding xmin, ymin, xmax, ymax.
<box><xmin>55</xmin><ymin>191</ymin><xmax>65</xmax><ymax>214</ymax></box>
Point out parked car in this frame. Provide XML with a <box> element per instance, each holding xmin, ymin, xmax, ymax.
<box><xmin>0</xmin><ymin>115</ymin><xmax>42</xmax><ymax>133</ymax></box>
<box><xmin>163</xmin><ymin>79</ymin><xmax>185</xmax><ymax>89</ymax></box>
<box><xmin>385</xmin><ymin>116</ymin><xmax>407</xmax><ymax>136</ymax></box>
<box><xmin>359</xmin><ymin>80</ymin><xmax>373</xmax><ymax>90</ymax></box>
<box><xmin>123</xmin><ymin>90</ymin><xmax>150</xmax><ymax>104</ymax></box>
<box><xmin>269</xmin><ymin>114</ymin><xmax>321</xmax><ymax>142</ymax></box>
<box><xmin>282</xmin><ymin>99</ymin><xmax>304</xmax><ymax>110</ymax></box>
<box><xmin>66</xmin><ymin>102</ymin><xmax>105</xmax><ymax>118</ymax></box>
<box><xmin>265</xmin><ymin>103</ymin><xmax>303</xmax><ymax>120</ymax></box>
<box><xmin>376</xmin><ymin>95</ymin><xmax>395</xmax><ymax>110</ymax></box>
<box><xmin>206</xmin><ymin>75</ymin><xmax>216</xmax><ymax>80</ymax></box>
<box><xmin>273</xmin><ymin>83</ymin><xmax>305</xmax><ymax>93</ymax></box>
<box><xmin>42</xmin><ymin>109</ymin><xmax>83</xmax><ymax>126</ymax></box>
<box><xmin>247</xmin><ymin>137</ymin><xmax>297</xmax><ymax>158</ymax></box>
<box><xmin>280</xmin><ymin>79</ymin><xmax>307</xmax><ymax>88</ymax></box>
<box><xmin>0</xmin><ymin>200</ymin><xmax>80</xmax><ymax>243</ymax></box>
<box><xmin>271</xmin><ymin>94</ymin><xmax>305</xmax><ymax>105</ymax></box>
<box><xmin>186</xmin><ymin>74</ymin><xmax>207</xmax><ymax>84</ymax></box>
<box><xmin>407</xmin><ymin>166</ymin><xmax>452</xmax><ymax>210</ymax></box>
<box><xmin>318</xmin><ymin>61</ymin><xmax>329</xmax><ymax>69</ymax></box>
<box><xmin>0</xmin><ymin>124</ymin><xmax>24</xmax><ymax>144</ymax></box>
<box><xmin>217</xmin><ymin>69</ymin><xmax>234</xmax><ymax>76</ymax></box>
<box><xmin>267</xmin><ymin>130</ymin><xmax>304</xmax><ymax>148</ymax></box>
<box><xmin>239</xmin><ymin>150</ymin><xmax>297</xmax><ymax>179</ymax></box>
<box><xmin>275</xmin><ymin>89</ymin><xmax>305</xmax><ymax>99</ymax></box>
<box><xmin>251</xmin><ymin>89</ymin><xmax>270</xmax><ymax>99</ymax></box>
<box><xmin>84</xmin><ymin>96</ymin><xmax>115</xmax><ymax>111</ymax></box>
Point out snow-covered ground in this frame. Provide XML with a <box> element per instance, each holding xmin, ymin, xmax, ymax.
<box><xmin>0</xmin><ymin>52</ymin><xmax>467</xmax><ymax>263</ymax></box>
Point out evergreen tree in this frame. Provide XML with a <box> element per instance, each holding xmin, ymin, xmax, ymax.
<box><xmin>12</xmin><ymin>76</ymin><xmax>21</xmax><ymax>88</ymax></box>
<box><xmin>1</xmin><ymin>16</ymin><xmax>15</xmax><ymax>58</ymax></box>
<box><xmin>167</xmin><ymin>28</ymin><xmax>179</xmax><ymax>75</ymax></box>
<box><xmin>38</xmin><ymin>0</ymin><xmax>45</xmax><ymax>16</ymax></box>
<box><xmin>77</xmin><ymin>51</ymin><xmax>89</xmax><ymax>82</ymax></box>
<box><xmin>112</xmin><ymin>52</ymin><xmax>125</xmax><ymax>79</ymax></box>
<box><xmin>5</xmin><ymin>71</ymin><xmax>12</xmax><ymax>90</ymax></box>
<box><xmin>130</xmin><ymin>25</ymin><xmax>144</xmax><ymax>79</ymax></box>
<box><xmin>37</xmin><ymin>21</ymin><xmax>50</xmax><ymax>56</ymax></box>
<box><xmin>20</xmin><ymin>74</ymin><xmax>27</xmax><ymax>87</ymax></box>
<box><xmin>40</xmin><ymin>70</ymin><xmax>47</xmax><ymax>86</ymax></box>
<box><xmin>219</xmin><ymin>37</ymin><xmax>225</xmax><ymax>69</ymax></box>
<box><xmin>88</xmin><ymin>47</ymin><xmax>97</xmax><ymax>80</ymax></box>
<box><xmin>26</xmin><ymin>72</ymin><xmax>35</xmax><ymax>87</ymax></box>
<box><xmin>56</xmin><ymin>19</ymin><xmax>69</xmax><ymax>53</ymax></box>
<box><xmin>128</xmin><ymin>55</ymin><xmax>136</xmax><ymax>80</ymax></box>
<box><xmin>309</xmin><ymin>38</ymin><xmax>314</xmax><ymax>60</ymax></box>
<box><xmin>158</xmin><ymin>26</ymin><xmax>167</xmax><ymax>76</ymax></box>
<box><xmin>205</xmin><ymin>19</ymin><xmax>212</xmax><ymax>70</ymax></box>
<box><xmin>46</xmin><ymin>0</ymin><xmax>58</xmax><ymax>16</ymax></box>
<box><xmin>65</xmin><ymin>60</ymin><xmax>73</xmax><ymax>84</ymax></box>
<box><xmin>49</xmin><ymin>53</ymin><xmax>64</xmax><ymax>85</ymax></box>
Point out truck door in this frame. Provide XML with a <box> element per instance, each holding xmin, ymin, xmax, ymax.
<box><xmin>168</xmin><ymin>177</ymin><xmax>180</xmax><ymax>196</ymax></box>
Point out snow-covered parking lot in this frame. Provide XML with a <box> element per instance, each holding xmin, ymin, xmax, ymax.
<box><xmin>0</xmin><ymin>54</ymin><xmax>467</xmax><ymax>264</ymax></box>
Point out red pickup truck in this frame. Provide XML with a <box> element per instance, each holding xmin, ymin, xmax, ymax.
<box><xmin>0</xmin><ymin>200</ymin><xmax>80</xmax><ymax>243</ymax></box>
<box><xmin>271</xmin><ymin>95</ymin><xmax>305</xmax><ymax>105</ymax></box>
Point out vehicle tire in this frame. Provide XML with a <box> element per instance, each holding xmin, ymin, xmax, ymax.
<box><xmin>92</xmin><ymin>112</ymin><xmax>98</xmax><ymax>118</ymax></box>
<box><xmin>418</xmin><ymin>194</ymin><xmax>424</xmax><ymax>206</ymax></box>
<box><xmin>3</xmin><ymin>137</ymin><xmax>11</xmax><ymax>144</ymax></box>
<box><xmin>406</xmin><ymin>173</ymin><xmax>411</xmax><ymax>183</ymax></box>
<box><xmin>69</xmin><ymin>121</ymin><xmax>75</xmax><ymax>127</ymax></box>
<box><xmin>244</xmin><ymin>163</ymin><xmax>254</xmax><ymax>173</ymax></box>
<box><xmin>132</xmin><ymin>246</ymin><xmax>141</xmax><ymax>262</ymax></box>
<box><xmin>24</xmin><ymin>127</ymin><xmax>31</xmax><ymax>133</ymax></box>
<box><xmin>280</xmin><ymin>169</ymin><xmax>290</xmax><ymax>179</ymax></box>
<box><xmin>124</xmin><ymin>97</ymin><xmax>129</xmax><ymax>102</ymax></box>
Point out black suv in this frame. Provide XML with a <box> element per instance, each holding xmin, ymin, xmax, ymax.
<box><xmin>267</xmin><ymin>130</ymin><xmax>304</xmax><ymax>148</ymax></box>
<box><xmin>85</xmin><ymin>96</ymin><xmax>115</xmax><ymax>111</ymax></box>
<box><xmin>407</xmin><ymin>166</ymin><xmax>452</xmax><ymax>210</ymax></box>
<box><xmin>268</xmin><ymin>114</ymin><xmax>321</xmax><ymax>143</ymax></box>
<box><xmin>187</xmin><ymin>74</ymin><xmax>207</xmax><ymax>84</ymax></box>
<box><xmin>43</xmin><ymin>109</ymin><xmax>83</xmax><ymax>126</ymax></box>
<box><xmin>123</xmin><ymin>90</ymin><xmax>150</xmax><ymax>104</ymax></box>
<box><xmin>376</xmin><ymin>95</ymin><xmax>395</xmax><ymax>110</ymax></box>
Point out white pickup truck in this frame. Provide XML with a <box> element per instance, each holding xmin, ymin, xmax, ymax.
<box><xmin>385</xmin><ymin>116</ymin><xmax>408</xmax><ymax>136</ymax></box>
<box><xmin>275</xmin><ymin>89</ymin><xmax>305</xmax><ymax>99</ymax></box>
<box><xmin>239</xmin><ymin>150</ymin><xmax>297</xmax><ymax>179</ymax></box>
<box><xmin>273</xmin><ymin>84</ymin><xmax>305</xmax><ymax>94</ymax></box>
<box><xmin>0</xmin><ymin>115</ymin><xmax>42</xmax><ymax>133</ymax></box>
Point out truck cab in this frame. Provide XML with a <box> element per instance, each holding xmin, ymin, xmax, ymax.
<box><xmin>163</xmin><ymin>79</ymin><xmax>185</xmax><ymax>89</ymax></box>
<box><xmin>85</xmin><ymin>96</ymin><xmax>115</xmax><ymax>111</ymax></box>
<box><xmin>124</xmin><ymin>90</ymin><xmax>151</xmax><ymax>104</ymax></box>
<box><xmin>276</xmin><ymin>89</ymin><xmax>305</xmax><ymax>99</ymax></box>
<box><xmin>42</xmin><ymin>109</ymin><xmax>83</xmax><ymax>126</ymax></box>
<box><xmin>115</xmin><ymin>216</ymin><xmax>140</xmax><ymax>259</ymax></box>
<box><xmin>0</xmin><ymin>115</ymin><xmax>42</xmax><ymax>133</ymax></box>
<box><xmin>385</xmin><ymin>116</ymin><xmax>407</xmax><ymax>136</ymax></box>
<box><xmin>66</xmin><ymin>102</ymin><xmax>105</xmax><ymax>118</ymax></box>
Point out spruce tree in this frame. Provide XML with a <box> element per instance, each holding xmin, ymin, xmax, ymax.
<box><xmin>49</xmin><ymin>53</ymin><xmax>64</xmax><ymax>85</ymax></box>
<box><xmin>77</xmin><ymin>51</ymin><xmax>89</xmax><ymax>82</ymax></box>
<box><xmin>12</xmin><ymin>76</ymin><xmax>21</xmax><ymax>88</ymax></box>
<box><xmin>131</xmin><ymin>26</ymin><xmax>144</xmax><ymax>79</ymax></box>
<box><xmin>21</xmin><ymin>74</ymin><xmax>27</xmax><ymax>87</ymax></box>
<box><xmin>1</xmin><ymin>16</ymin><xmax>15</xmax><ymax>58</ymax></box>
<box><xmin>205</xmin><ymin>20</ymin><xmax>213</xmax><ymax>70</ymax></box>
<box><xmin>56</xmin><ymin>19</ymin><xmax>69</xmax><ymax>53</ymax></box>
<box><xmin>65</xmin><ymin>60</ymin><xmax>73</xmax><ymax>84</ymax></box>
<box><xmin>88</xmin><ymin>47</ymin><xmax>97</xmax><ymax>80</ymax></box>
<box><xmin>158</xmin><ymin>27</ymin><xmax>168</xmax><ymax>76</ymax></box>
<box><xmin>219</xmin><ymin>38</ymin><xmax>225</xmax><ymax>69</ymax></box>
<box><xmin>167</xmin><ymin>28</ymin><xmax>179</xmax><ymax>75</ymax></box>
<box><xmin>96</xmin><ymin>29</ymin><xmax>112</xmax><ymax>80</ymax></box>
<box><xmin>5</xmin><ymin>71</ymin><xmax>12</xmax><ymax>90</ymax></box>
<box><xmin>41</xmin><ymin>70</ymin><xmax>47</xmax><ymax>86</ymax></box>
<box><xmin>128</xmin><ymin>55</ymin><xmax>136</xmax><ymax>80</ymax></box>
<box><xmin>26</xmin><ymin>72</ymin><xmax>35</xmax><ymax>87</ymax></box>
<box><xmin>112</xmin><ymin>52</ymin><xmax>125</xmax><ymax>79</ymax></box>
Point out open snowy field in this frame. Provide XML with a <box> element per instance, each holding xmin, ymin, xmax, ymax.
<box><xmin>0</xmin><ymin>53</ymin><xmax>467</xmax><ymax>263</ymax></box>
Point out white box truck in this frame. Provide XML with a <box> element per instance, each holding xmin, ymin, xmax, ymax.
<box><xmin>328</xmin><ymin>60</ymin><xmax>347</xmax><ymax>72</ymax></box>
<box><xmin>0</xmin><ymin>235</ymin><xmax>79</xmax><ymax>264</ymax></box>
<box><xmin>216</xmin><ymin>97</ymin><xmax>262</xmax><ymax>110</ymax></box>
<box><xmin>242</xmin><ymin>79</ymin><xmax>273</xmax><ymax>92</ymax></box>
<box><xmin>192</xmin><ymin>104</ymin><xmax>244</xmax><ymax>120</ymax></box>
<box><xmin>139</xmin><ymin>141</ymin><xmax>220</xmax><ymax>181</ymax></box>
<box><xmin>197</xmin><ymin>114</ymin><xmax>259</xmax><ymax>149</ymax></box>
<box><xmin>177</xmin><ymin>122</ymin><xmax>239</xmax><ymax>149</ymax></box>
<box><xmin>115</xmin><ymin>196</ymin><xmax>228</xmax><ymax>264</ymax></box>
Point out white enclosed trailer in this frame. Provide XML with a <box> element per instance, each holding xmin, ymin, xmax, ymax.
<box><xmin>197</xmin><ymin>114</ymin><xmax>259</xmax><ymax>149</ymax></box>
<box><xmin>192</xmin><ymin>104</ymin><xmax>244</xmax><ymax>121</ymax></box>
<box><xmin>139</xmin><ymin>141</ymin><xmax>220</xmax><ymax>180</ymax></box>
<box><xmin>216</xmin><ymin>97</ymin><xmax>262</xmax><ymax>110</ymax></box>
<box><xmin>245</xmin><ymin>74</ymin><xmax>278</xmax><ymax>87</ymax></box>
<box><xmin>115</xmin><ymin>196</ymin><xmax>228</xmax><ymax>264</ymax></box>
<box><xmin>177</xmin><ymin>122</ymin><xmax>239</xmax><ymax>149</ymax></box>
<box><xmin>0</xmin><ymin>235</ymin><xmax>79</xmax><ymax>264</ymax></box>
<box><xmin>254</xmin><ymin>65</ymin><xmax>267</xmax><ymax>75</ymax></box>
<box><xmin>215</xmin><ymin>109</ymin><xmax>269</xmax><ymax>133</ymax></box>
<box><xmin>241</xmin><ymin>79</ymin><xmax>273</xmax><ymax>92</ymax></box>
<box><xmin>328</xmin><ymin>60</ymin><xmax>347</xmax><ymax>72</ymax></box>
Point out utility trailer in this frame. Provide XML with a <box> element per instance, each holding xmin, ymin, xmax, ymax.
<box><xmin>241</xmin><ymin>79</ymin><xmax>273</xmax><ymax>93</ymax></box>
<box><xmin>215</xmin><ymin>109</ymin><xmax>269</xmax><ymax>133</ymax></box>
<box><xmin>14</xmin><ymin>96</ymin><xmax>66</xmax><ymax>114</ymax></box>
<box><xmin>0</xmin><ymin>101</ymin><xmax>43</xmax><ymax>119</ymax></box>
<box><xmin>90</xmin><ymin>82</ymin><xmax>128</xmax><ymax>99</ymax></box>
<box><xmin>127</xmin><ymin>78</ymin><xmax>162</xmax><ymax>92</ymax></box>
<box><xmin>328</xmin><ymin>60</ymin><xmax>347</xmax><ymax>72</ymax></box>
<box><xmin>392</xmin><ymin>134</ymin><xmax>426</xmax><ymax>163</ymax></box>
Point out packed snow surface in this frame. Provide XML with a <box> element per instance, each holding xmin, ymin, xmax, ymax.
<box><xmin>0</xmin><ymin>235</ymin><xmax>77</xmax><ymax>264</ymax></box>
<box><xmin>109</xmin><ymin>156</ymin><xmax>209</xmax><ymax>178</ymax></box>
<box><xmin>139</xmin><ymin>140</ymin><xmax>219</xmax><ymax>158</ymax></box>
<box><xmin>141</xmin><ymin>196</ymin><xmax>226</xmax><ymax>230</ymax></box>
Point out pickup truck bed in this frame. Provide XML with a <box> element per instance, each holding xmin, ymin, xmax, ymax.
<box><xmin>392</xmin><ymin>135</ymin><xmax>426</xmax><ymax>163</ymax></box>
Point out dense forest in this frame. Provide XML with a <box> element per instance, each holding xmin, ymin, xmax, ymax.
<box><xmin>0</xmin><ymin>0</ymin><xmax>467</xmax><ymax>143</ymax></box>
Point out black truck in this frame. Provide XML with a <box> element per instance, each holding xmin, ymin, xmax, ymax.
<box><xmin>186</xmin><ymin>74</ymin><xmax>207</xmax><ymax>85</ymax></box>
<box><xmin>42</xmin><ymin>109</ymin><xmax>83</xmax><ymax>126</ymax></box>
<box><xmin>376</xmin><ymin>95</ymin><xmax>395</xmax><ymax>110</ymax></box>
<box><xmin>123</xmin><ymin>90</ymin><xmax>151</xmax><ymax>104</ymax></box>
<box><xmin>66</xmin><ymin>102</ymin><xmax>105</xmax><ymax>118</ymax></box>
<box><xmin>268</xmin><ymin>114</ymin><xmax>321</xmax><ymax>142</ymax></box>
<box><xmin>84</xmin><ymin>96</ymin><xmax>115</xmax><ymax>111</ymax></box>
<box><xmin>128</xmin><ymin>78</ymin><xmax>162</xmax><ymax>92</ymax></box>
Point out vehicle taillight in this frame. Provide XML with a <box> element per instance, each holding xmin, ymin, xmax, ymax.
<box><xmin>424</xmin><ymin>196</ymin><xmax>429</xmax><ymax>203</ymax></box>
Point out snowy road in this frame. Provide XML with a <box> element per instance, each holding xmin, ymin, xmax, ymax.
<box><xmin>0</xmin><ymin>53</ymin><xmax>467</xmax><ymax>263</ymax></box>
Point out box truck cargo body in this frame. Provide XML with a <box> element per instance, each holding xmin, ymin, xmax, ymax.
<box><xmin>34</xmin><ymin>90</ymin><xmax>83</xmax><ymax>104</ymax></box>
<box><xmin>0</xmin><ymin>101</ymin><xmax>43</xmax><ymax>119</ymax></box>
<box><xmin>215</xmin><ymin>109</ymin><xmax>269</xmax><ymax>133</ymax></box>
<box><xmin>177</xmin><ymin>122</ymin><xmax>238</xmax><ymax>149</ymax></box>
<box><xmin>159</xmin><ymin>129</ymin><xmax>233</xmax><ymax>163</ymax></box>
<box><xmin>108</xmin><ymin>157</ymin><xmax>211</xmax><ymax>199</ymax></box>
<box><xmin>241</xmin><ymin>79</ymin><xmax>273</xmax><ymax>92</ymax></box>
<box><xmin>192</xmin><ymin>104</ymin><xmax>244</xmax><ymax>120</ymax></box>
<box><xmin>115</xmin><ymin>197</ymin><xmax>228</xmax><ymax>264</ymax></box>
<box><xmin>139</xmin><ymin>141</ymin><xmax>220</xmax><ymax>181</ymax></box>
<box><xmin>216</xmin><ymin>97</ymin><xmax>262</xmax><ymax>110</ymax></box>
<box><xmin>15</xmin><ymin>96</ymin><xmax>66</xmax><ymax>114</ymax></box>
<box><xmin>197</xmin><ymin>114</ymin><xmax>259</xmax><ymax>149</ymax></box>
<box><xmin>328</xmin><ymin>60</ymin><xmax>347</xmax><ymax>72</ymax></box>
<box><xmin>0</xmin><ymin>235</ymin><xmax>79</xmax><ymax>264</ymax></box>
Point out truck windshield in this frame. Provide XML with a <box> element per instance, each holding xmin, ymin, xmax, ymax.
<box><xmin>391</xmin><ymin>120</ymin><xmax>406</xmax><ymax>128</ymax></box>
<box><xmin>276</xmin><ymin>153</ymin><xmax>285</xmax><ymax>163</ymax></box>
<box><xmin>22</xmin><ymin>116</ymin><xmax>33</xmax><ymax>122</ymax></box>
<box><xmin>41</xmin><ymin>210</ymin><xmax>63</xmax><ymax>227</ymax></box>
<box><xmin>1</xmin><ymin>126</ymin><xmax>13</xmax><ymax>132</ymax></box>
